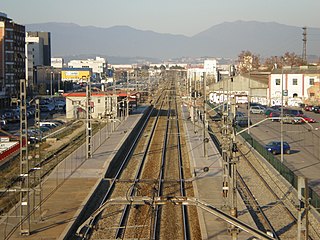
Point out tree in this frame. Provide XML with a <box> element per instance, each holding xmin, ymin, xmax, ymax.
<box><xmin>264</xmin><ymin>52</ymin><xmax>307</xmax><ymax>71</ymax></box>
<box><xmin>237</xmin><ymin>50</ymin><xmax>261</xmax><ymax>73</ymax></box>
<box><xmin>160</xmin><ymin>65</ymin><xmax>166</xmax><ymax>70</ymax></box>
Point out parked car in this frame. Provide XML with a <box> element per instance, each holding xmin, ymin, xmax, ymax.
<box><xmin>304</xmin><ymin>105</ymin><xmax>313</xmax><ymax>111</ymax></box>
<box><xmin>269</xmin><ymin>111</ymin><xmax>280</xmax><ymax>121</ymax></box>
<box><xmin>313</xmin><ymin>106</ymin><xmax>320</xmax><ymax>114</ymax></box>
<box><xmin>301</xmin><ymin>115</ymin><xmax>317</xmax><ymax>123</ymax></box>
<box><xmin>250</xmin><ymin>106</ymin><xmax>265</xmax><ymax>114</ymax></box>
<box><xmin>282</xmin><ymin>114</ymin><xmax>302</xmax><ymax>124</ymax></box>
<box><xmin>264</xmin><ymin>108</ymin><xmax>279</xmax><ymax>117</ymax></box>
<box><xmin>265</xmin><ymin>141</ymin><xmax>291</xmax><ymax>155</ymax></box>
<box><xmin>0</xmin><ymin>119</ymin><xmax>8</xmax><ymax>130</ymax></box>
<box><xmin>283</xmin><ymin>108</ymin><xmax>304</xmax><ymax>117</ymax></box>
<box><xmin>210</xmin><ymin>113</ymin><xmax>222</xmax><ymax>121</ymax></box>
<box><xmin>236</xmin><ymin>118</ymin><xmax>252</xmax><ymax>128</ymax></box>
<box><xmin>39</xmin><ymin>122</ymin><xmax>58</xmax><ymax>128</ymax></box>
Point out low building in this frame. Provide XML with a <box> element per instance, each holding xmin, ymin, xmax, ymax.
<box><xmin>269</xmin><ymin>66</ymin><xmax>320</xmax><ymax>106</ymax></box>
<box><xmin>208</xmin><ymin>72</ymin><xmax>269</xmax><ymax>105</ymax></box>
<box><xmin>63</xmin><ymin>91</ymin><xmax>138</xmax><ymax>120</ymax></box>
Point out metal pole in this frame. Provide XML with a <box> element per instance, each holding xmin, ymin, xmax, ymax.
<box><xmin>281</xmin><ymin>68</ymin><xmax>284</xmax><ymax>163</ymax></box>
<box><xmin>203</xmin><ymin>72</ymin><xmax>207</xmax><ymax>158</ymax></box>
<box><xmin>19</xmin><ymin>79</ymin><xmax>30</xmax><ymax>235</ymax></box>
<box><xmin>50</xmin><ymin>71</ymin><xmax>53</xmax><ymax>98</ymax></box>
<box><xmin>34</xmin><ymin>98</ymin><xmax>42</xmax><ymax>220</ymax></box>
<box><xmin>297</xmin><ymin>177</ymin><xmax>309</xmax><ymax>240</ymax></box>
<box><xmin>86</xmin><ymin>77</ymin><xmax>92</xmax><ymax>159</ymax></box>
<box><xmin>230</xmin><ymin>96</ymin><xmax>238</xmax><ymax>240</ymax></box>
<box><xmin>248</xmin><ymin>71</ymin><xmax>251</xmax><ymax>134</ymax></box>
<box><xmin>127</xmin><ymin>71</ymin><xmax>129</xmax><ymax>119</ymax></box>
<box><xmin>193</xmin><ymin>72</ymin><xmax>197</xmax><ymax>133</ymax></box>
<box><xmin>58</xmin><ymin>72</ymin><xmax>61</xmax><ymax>92</ymax></box>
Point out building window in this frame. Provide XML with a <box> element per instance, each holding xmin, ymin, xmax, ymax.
<box><xmin>310</xmin><ymin>93</ymin><xmax>315</xmax><ymax>97</ymax></box>
<box><xmin>309</xmin><ymin>78</ymin><xmax>314</xmax><ymax>85</ymax></box>
<box><xmin>292</xmin><ymin>79</ymin><xmax>298</xmax><ymax>85</ymax></box>
<box><xmin>97</xmin><ymin>99</ymin><xmax>101</xmax><ymax>104</ymax></box>
<box><xmin>275</xmin><ymin>79</ymin><xmax>280</xmax><ymax>85</ymax></box>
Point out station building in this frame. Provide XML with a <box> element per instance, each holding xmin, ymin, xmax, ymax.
<box><xmin>63</xmin><ymin>91</ymin><xmax>138</xmax><ymax>120</ymax></box>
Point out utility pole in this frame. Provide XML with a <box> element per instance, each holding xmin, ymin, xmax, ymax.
<box><xmin>193</xmin><ymin>72</ymin><xmax>197</xmax><ymax>134</ymax></box>
<box><xmin>247</xmin><ymin>71</ymin><xmax>251</xmax><ymax>134</ymax></box>
<box><xmin>229</xmin><ymin>96</ymin><xmax>239</xmax><ymax>240</ymax></box>
<box><xmin>127</xmin><ymin>71</ymin><xmax>129</xmax><ymax>119</ymax></box>
<box><xmin>19</xmin><ymin>79</ymin><xmax>30</xmax><ymax>235</ymax></box>
<box><xmin>302</xmin><ymin>27</ymin><xmax>307</xmax><ymax>62</ymax></box>
<box><xmin>221</xmin><ymin>77</ymin><xmax>230</xmax><ymax>209</ymax></box>
<box><xmin>86</xmin><ymin>77</ymin><xmax>92</xmax><ymax>159</ymax></box>
<box><xmin>203</xmin><ymin>72</ymin><xmax>207</xmax><ymax>158</ymax></box>
<box><xmin>297</xmin><ymin>177</ymin><xmax>309</xmax><ymax>240</ymax></box>
<box><xmin>33</xmin><ymin>98</ymin><xmax>42</xmax><ymax>220</ymax></box>
<box><xmin>281</xmin><ymin>68</ymin><xmax>284</xmax><ymax>163</ymax></box>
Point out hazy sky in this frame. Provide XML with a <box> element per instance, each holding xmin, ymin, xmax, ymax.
<box><xmin>1</xmin><ymin>0</ymin><xmax>319</xmax><ymax>36</ymax></box>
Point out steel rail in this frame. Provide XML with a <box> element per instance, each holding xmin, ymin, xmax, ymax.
<box><xmin>236</xmin><ymin>170</ymin><xmax>279</xmax><ymax>239</ymax></box>
<box><xmin>174</xmin><ymin>93</ymin><xmax>191</xmax><ymax>240</ymax></box>
<box><xmin>79</xmin><ymin>90</ymin><xmax>165</xmax><ymax>239</ymax></box>
<box><xmin>151</xmin><ymin>89</ymin><xmax>172</xmax><ymax>239</ymax></box>
<box><xmin>114</xmin><ymin>89</ymin><xmax>167</xmax><ymax>239</ymax></box>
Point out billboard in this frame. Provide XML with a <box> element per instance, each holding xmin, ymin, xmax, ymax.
<box><xmin>61</xmin><ymin>69</ymin><xmax>91</xmax><ymax>82</ymax></box>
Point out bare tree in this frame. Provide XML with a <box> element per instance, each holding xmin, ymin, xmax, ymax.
<box><xmin>237</xmin><ymin>50</ymin><xmax>261</xmax><ymax>73</ymax></box>
<box><xmin>264</xmin><ymin>52</ymin><xmax>307</xmax><ymax>70</ymax></box>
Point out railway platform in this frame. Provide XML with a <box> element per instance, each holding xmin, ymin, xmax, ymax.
<box><xmin>181</xmin><ymin>105</ymin><xmax>256</xmax><ymax>240</ymax></box>
<box><xmin>0</xmin><ymin>109</ymin><xmax>146</xmax><ymax>240</ymax></box>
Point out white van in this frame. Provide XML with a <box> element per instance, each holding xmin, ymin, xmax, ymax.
<box><xmin>39</xmin><ymin>122</ymin><xmax>58</xmax><ymax>128</ymax></box>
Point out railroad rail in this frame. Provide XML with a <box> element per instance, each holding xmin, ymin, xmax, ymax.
<box><xmin>77</xmin><ymin>78</ymin><xmax>199</xmax><ymax>239</ymax></box>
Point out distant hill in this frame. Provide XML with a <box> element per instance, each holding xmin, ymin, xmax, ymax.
<box><xmin>26</xmin><ymin>21</ymin><xmax>320</xmax><ymax>61</ymax></box>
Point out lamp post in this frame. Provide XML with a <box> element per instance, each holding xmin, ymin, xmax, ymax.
<box><xmin>58</xmin><ymin>71</ymin><xmax>61</xmax><ymax>92</ymax></box>
<box><xmin>126</xmin><ymin>71</ymin><xmax>129</xmax><ymax>119</ymax></box>
<box><xmin>248</xmin><ymin>71</ymin><xmax>251</xmax><ymax>134</ymax></box>
<box><xmin>280</xmin><ymin>67</ymin><xmax>284</xmax><ymax>163</ymax></box>
<box><xmin>50</xmin><ymin>71</ymin><xmax>53</xmax><ymax>98</ymax></box>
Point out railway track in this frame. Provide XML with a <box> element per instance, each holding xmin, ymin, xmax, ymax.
<box><xmin>209</xmin><ymin>119</ymin><xmax>320</xmax><ymax>239</ymax></box>
<box><xmin>77</xmin><ymin>77</ymin><xmax>200</xmax><ymax>239</ymax></box>
<box><xmin>0</xmin><ymin>121</ymin><xmax>86</xmax><ymax>216</ymax></box>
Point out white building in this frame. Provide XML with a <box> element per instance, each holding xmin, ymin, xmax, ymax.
<box><xmin>63</xmin><ymin>92</ymin><xmax>117</xmax><ymax>119</ymax></box>
<box><xmin>68</xmin><ymin>56</ymin><xmax>107</xmax><ymax>80</ymax></box>
<box><xmin>269</xmin><ymin>66</ymin><xmax>320</xmax><ymax>106</ymax></box>
<box><xmin>51</xmin><ymin>57</ymin><xmax>64</xmax><ymax>68</ymax></box>
<box><xmin>187</xmin><ymin>59</ymin><xmax>218</xmax><ymax>83</ymax></box>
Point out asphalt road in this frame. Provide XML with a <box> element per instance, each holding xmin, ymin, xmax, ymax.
<box><xmin>237</xmin><ymin>105</ymin><xmax>320</xmax><ymax>194</ymax></box>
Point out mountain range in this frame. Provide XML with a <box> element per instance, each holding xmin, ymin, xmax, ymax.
<box><xmin>26</xmin><ymin>21</ymin><xmax>320</xmax><ymax>62</ymax></box>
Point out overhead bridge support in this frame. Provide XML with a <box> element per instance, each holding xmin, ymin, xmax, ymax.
<box><xmin>76</xmin><ymin>196</ymin><xmax>274</xmax><ymax>240</ymax></box>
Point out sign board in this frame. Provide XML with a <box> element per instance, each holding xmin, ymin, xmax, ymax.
<box><xmin>0</xmin><ymin>137</ymin><xmax>10</xmax><ymax>142</ymax></box>
<box><xmin>282</xmin><ymin>90</ymin><xmax>288</xmax><ymax>96</ymax></box>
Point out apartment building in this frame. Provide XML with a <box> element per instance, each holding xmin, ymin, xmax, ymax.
<box><xmin>0</xmin><ymin>12</ymin><xmax>25</xmax><ymax>106</ymax></box>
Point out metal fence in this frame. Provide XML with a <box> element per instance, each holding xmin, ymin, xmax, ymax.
<box><xmin>0</xmin><ymin>120</ymin><xmax>120</xmax><ymax>239</ymax></box>
<box><xmin>238</xmin><ymin>129</ymin><xmax>320</xmax><ymax>212</ymax></box>
<box><xmin>207</xmin><ymin>101</ymin><xmax>320</xmax><ymax>212</ymax></box>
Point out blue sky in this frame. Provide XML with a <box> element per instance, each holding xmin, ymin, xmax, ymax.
<box><xmin>1</xmin><ymin>0</ymin><xmax>319</xmax><ymax>36</ymax></box>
